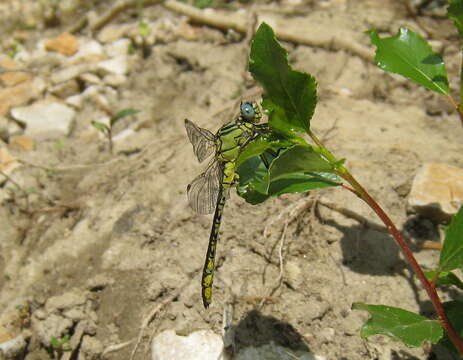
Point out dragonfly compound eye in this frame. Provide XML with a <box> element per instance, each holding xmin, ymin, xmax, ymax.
<box><xmin>240</xmin><ymin>102</ymin><xmax>255</xmax><ymax>121</ymax></box>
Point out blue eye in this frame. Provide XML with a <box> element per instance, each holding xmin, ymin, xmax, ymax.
<box><xmin>240</xmin><ymin>102</ymin><xmax>255</xmax><ymax>120</ymax></box>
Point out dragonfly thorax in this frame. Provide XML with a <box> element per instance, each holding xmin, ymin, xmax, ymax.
<box><xmin>216</xmin><ymin>120</ymin><xmax>258</xmax><ymax>163</ymax></box>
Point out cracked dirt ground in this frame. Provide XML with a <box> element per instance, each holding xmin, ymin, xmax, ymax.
<box><xmin>1</xmin><ymin>0</ymin><xmax>463</xmax><ymax>359</ymax></box>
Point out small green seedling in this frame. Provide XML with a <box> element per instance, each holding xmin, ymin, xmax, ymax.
<box><xmin>92</xmin><ymin>108</ymin><xmax>139</xmax><ymax>154</ymax></box>
<box><xmin>48</xmin><ymin>334</ymin><xmax>71</xmax><ymax>359</ymax></box>
<box><xmin>240</xmin><ymin>12</ymin><xmax>463</xmax><ymax>356</ymax></box>
<box><xmin>8</xmin><ymin>41</ymin><xmax>20</xmax><ymax>59</ymax></box>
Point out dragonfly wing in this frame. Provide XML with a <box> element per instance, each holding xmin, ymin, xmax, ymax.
<box><xmin>187</xmin><ymin>161</ymin><xmax>223</xmax><ymax>214</ymax></box>
<box><xmin>185</xmin><ymin>119</ymin><xmax>216</xmax><ymax>163</ymax></box>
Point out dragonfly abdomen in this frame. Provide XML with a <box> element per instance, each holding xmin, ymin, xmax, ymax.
<box><xmin>202</xmin><ymin>190</ymin><xmax>227</xmax><ymax>308</ymax></box>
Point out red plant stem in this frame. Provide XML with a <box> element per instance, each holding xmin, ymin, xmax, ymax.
<box><xmin>340</xmin><ymin>171</ymin><xmax>463</xmax><ymax>354</ymax></box>
<box><xmin>446</xmin><ymin>95</ymin><xmax>463</xmax><ymax>128</ymax></box>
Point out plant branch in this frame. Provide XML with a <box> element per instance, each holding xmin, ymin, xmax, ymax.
<box><xmin>446</xmin><ymin>95</ymin><xmax>463</xmax><ymax>128</ymax></box>
<box><xmin>308</xmin><ymin>128</ymin><xmax>463</xmax><ymax>352</ymax></box>
<box><xmin>163</xmin><ymin>0</ymin><xmax>373</xmax><ymax>62</ymax></box>
<box><xmin>339</xmin><ymin>170</ymin><xmax>463</xmax><ymax>355</ymax></box>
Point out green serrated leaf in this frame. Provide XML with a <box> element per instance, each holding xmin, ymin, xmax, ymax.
<box><xmin>250</xmin><ymin>23</ymin><xmax>317</xmax><ymax>135</ymax></box>
<box><xmin>368</xmin><ymin>28</ymin><xmax>450</xmax><ymax>96</ymax></box>
<box><xmin>439</xmin><ymin>206</ymin><xmax>463</xmax><ymax>271</ymax></box>
<box><xmin>236</xmin><ymin>133</ymin><xmax>300</xmax><ymax>168</ymax></box>
<box><xmin>268</xmin><ymin>172</ymin><xmax>340</xmax><ymax>197</ymax></box>
<box><xmin>438</xmin><ymin>300</ymin><xmax>463</xmax><ymax>355</ymax></box>
<box><xmin>448</xmin><ymin>0</ymin><xmax>463</xmax><ymax>38</ymax></box>
<box><xmin>91</xmin><ymin>121</ymin><xmax>109</xmax><ymax>133</ymax></box>
<box><xmin>237</xmin><ymin>154</ymin><xmax>340</xmax><ymax>205</ymax></box>
<box><xmin>269</xmin><ymin>145</ymin><xmax>334</xmax><ymax>182</ymax></box>
<box><xmin>353</xmin><ymin>303</ymin><xmax>443</xmax><ymax>347</ymax></box>
<box><xmin>237</xmin><ymin>138</ymin><xmax>277</xmax><ymax>169</ymax></box>
<box><xmin>237</xmin><ymin>155</ymin><xmax>270</xmax><ymax>204</ymax></box>
<box><xmin>424</xmin><ymin>270</ymin><xmax>463</xmax><ymax>290</ymax></box>
<box><xmin>110</xmin><ymin>109</ymin><xmax>140</xmax><ymax>126</ymax></box>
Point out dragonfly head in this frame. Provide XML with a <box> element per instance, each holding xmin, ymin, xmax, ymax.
<box><xmin>240</xmin><ymin>101</ymin><xmax>262</xmax><ymax>123</ymax></box>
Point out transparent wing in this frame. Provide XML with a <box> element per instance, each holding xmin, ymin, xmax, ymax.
<box><xmin>187</xmin><ymin>160</ymin><xmax>223</xmax><ymax>214</ymax></box>
<box><xmin>185</xmin><ymin>119</ymin><xmax>216</xmax><ymax>163</ymax></box>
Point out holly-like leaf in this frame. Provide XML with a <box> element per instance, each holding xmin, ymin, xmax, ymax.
<box><xmin>237</xmin><ymin>152</ymin><xmax>340</xmax><ymax>205</ymax></box>
<box><xmin>353</xmin><ymin>303</ymin><xmax>443</xmax><ymax>347</ymax></box>
<box><xmin>424</xmin><ymin>270</ymin><xmax>463</xmax><ymax>290</ymax></box>
<box><xmin>438</xmin><ymin>301</ymin><xmax>463</xmax><ymax>355</ymax></box>
<box><xmin>439</xmin><ymin>206</ymin><xmax>463</xmax><ymax>271</ymax></box>
<box><xmin>249</xmin><ymin>23</ymin><xmax>317</xmax><ymax>135</ymax></box>
<box><xmin>448</xmin><ymin>0</ymin><xmax>463</xmax><ymax>38</ymax></box>
<box><xmin>269</xmin><ymin>145</ymin><xmax>334</xmax><ymax>182</ymax></box>
<box><xmin>368</xmin><ymin>28</ymin><xmax>450</xmax><ymax>95</ymax></box>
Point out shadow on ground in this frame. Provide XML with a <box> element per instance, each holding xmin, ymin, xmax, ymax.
<box><xmin>233</xmin><ymin>309</ymin><xmax>311</xmax><ymax>354</ymax></box>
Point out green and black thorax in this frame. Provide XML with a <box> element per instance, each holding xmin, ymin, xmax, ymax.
<box><xmin>215</xmin><ymin>101</ymin><xmax>263</xmax><ymax>163</ymax></box>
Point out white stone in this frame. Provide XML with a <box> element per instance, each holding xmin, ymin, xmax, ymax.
<box><xmin>103</xmin><ymin>74</ymin><xmax>127</xmax><ymax>86</ymax></box>
<box><xmin>51</xmin><ymin>63</ymin><xmax>96</xmax><ymax>84</ymax></box>
<box><xmin>69</xmin><ymin>40</ymin><xmax>104</xmax><ymax>64</ymax></box>
<box><xmin>81</xmin><ymin>85</ymin><xmax>101</xmax><ymax>98</ymax></box>
<box><xmin>79</xmin><ymin>72</ymin><xmax>102</xmax><ymax>85</ymax></box>
<box><xmin>151</xmin><ymin>330</ymin><xmax>224</xmax><ymax>360</ymax></box>
<box><xmin>97</xmin><ymin>56</ymin><xmax>128</xmax><ymax>75</ymax></box>
<box><xmin>66</xmin><ymin>94</ymin><xmax>84</xmax><ymax>109</ymax></box>
<box><xmin>105</xmin><ymin>39</ymin><xmax>131</xmax><ymax>57</ymax></box>
<box><xmin>11</xmin><ymin>102</ymin><xmax>75</xmax><ymax>138</ymax></box>
<box><xmin>113</xmin><ymin>128</ymin><xmax>135</xmax><ymax>143</ymax></box>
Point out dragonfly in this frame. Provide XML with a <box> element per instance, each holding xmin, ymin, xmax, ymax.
<box><xmin>185</xmin><ymin>101</ymin><xmax>268</xmax><ymax>308</ymax></box>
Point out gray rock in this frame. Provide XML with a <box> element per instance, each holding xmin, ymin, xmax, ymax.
<box><xmin>11</xmin><ymin>102</ymin><xmax>75</xmax><ymax>138</ymax></box>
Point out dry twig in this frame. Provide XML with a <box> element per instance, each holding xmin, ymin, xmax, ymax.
<box><xmin>61</xmin><ymin>321</ymin><xmax>87</xmax><ymax>360</ymax></box>
<box><xmin>69</xmin><ymin>0</ymin><xmax>161</xmax><ymax>33</ymax></box>
<box><xmin>163</xmin><ymin>0</ymin><xmax>374</xmax><ymax>62</ymax></box>
<box><xmin>102</xmin><ymin>339</ymin><xmax>135</xmax><ymax>357</ymax></box>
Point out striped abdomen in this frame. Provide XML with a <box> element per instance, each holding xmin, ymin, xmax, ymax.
<box><xmin>201</xmin><ymin>189</ymin><xmax>227</xmax><ymax>308</ymax></box>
